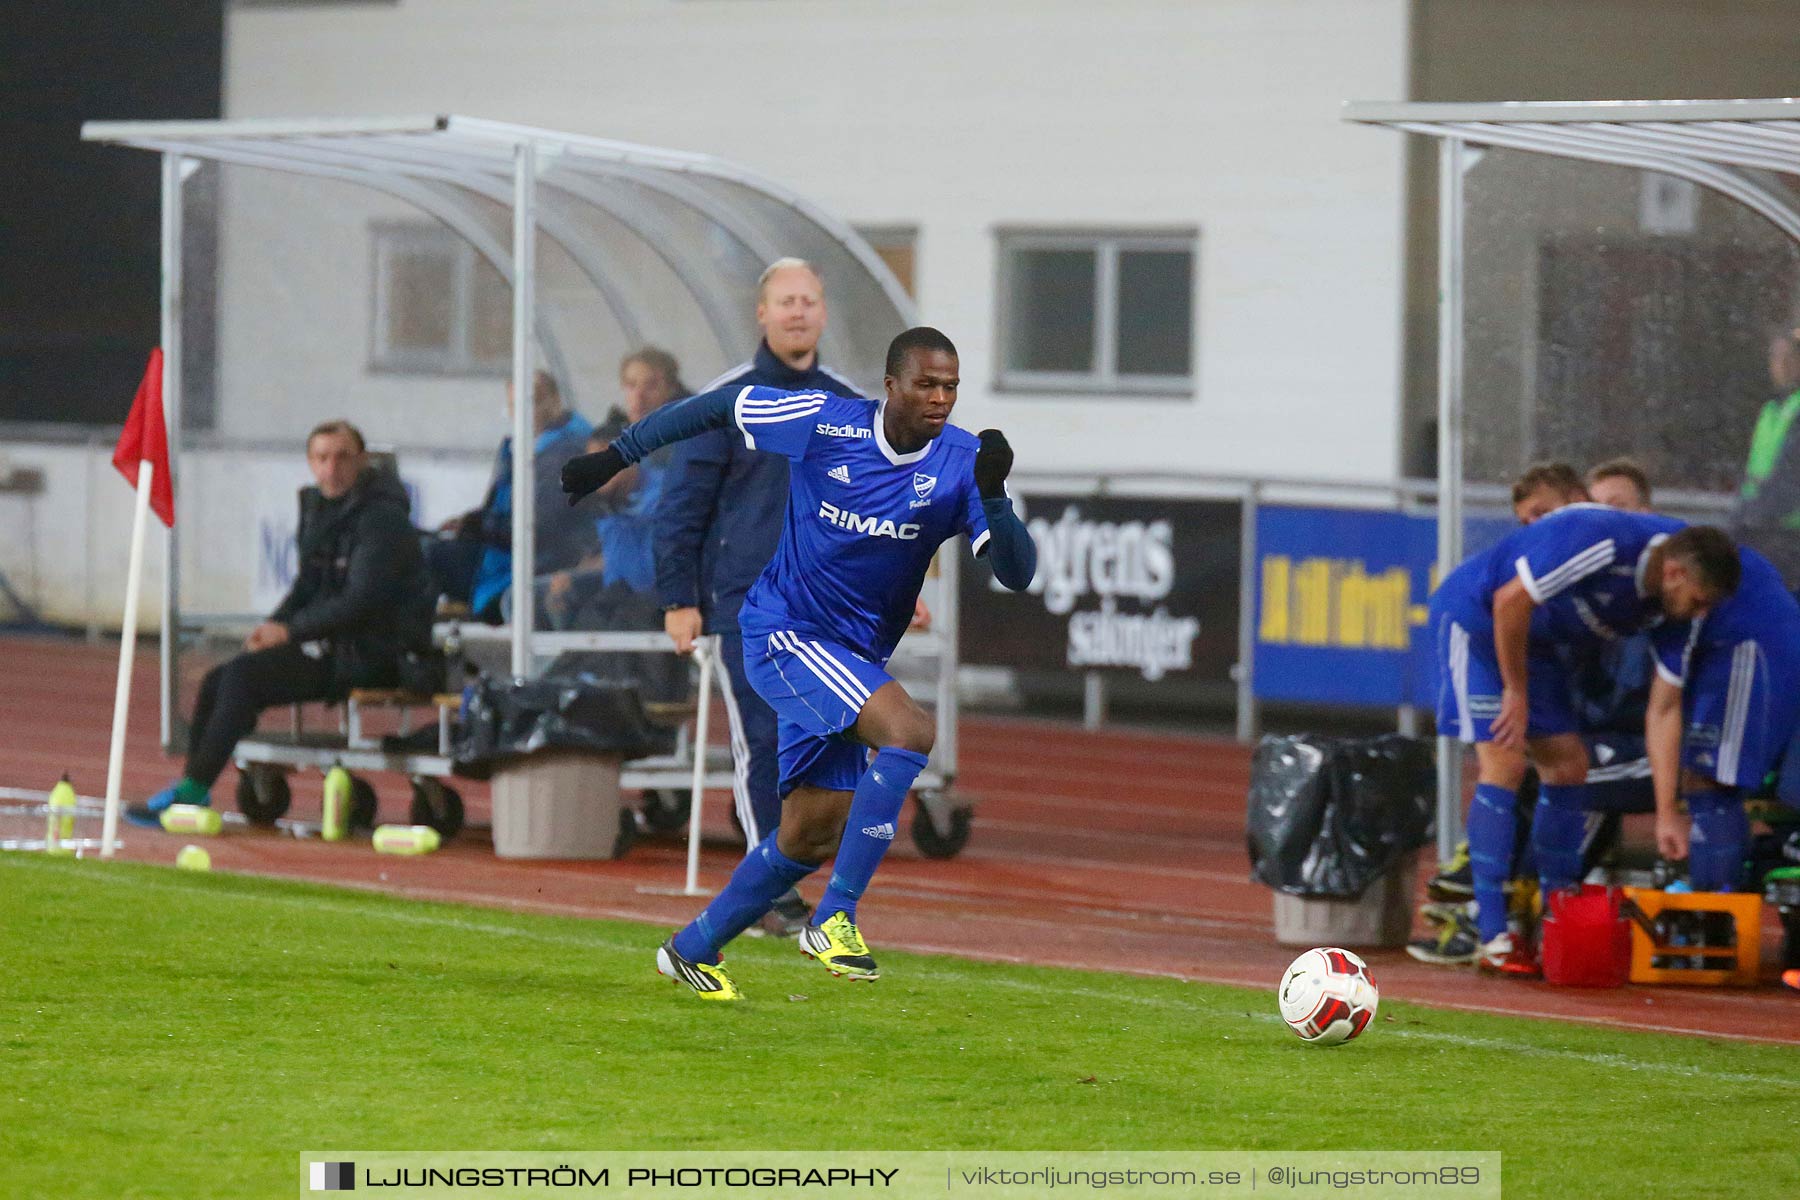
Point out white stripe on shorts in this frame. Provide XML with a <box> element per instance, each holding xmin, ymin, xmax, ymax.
<box><xmin>1716</xmin><ymin>640</ymin><xmax>1759</xmax><ymax>785</ymax></box>
<box><xmin>791</xmin><ymin>635</ymin><xmax>873</xmax><ymax>706</ymax></box>
<box><xmin>772</xmin><ymin>631</ymin><xmax>865</xmax><ymax>715</ymax></box>
<box><xmin>1450</xmin><ymin>620</ymin><xmax>1473</xmax><ymax>743</ymax></box>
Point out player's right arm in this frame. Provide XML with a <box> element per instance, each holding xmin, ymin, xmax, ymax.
<box><xmin>1645</xmin><ymin>674</ymin><xmax>1688</xmax><ymax>861</ymax></box>
<box><xmin>1645</xmin><ymin>619</ymin><xmax>1698</xmax><ymax>860</ymax></box>
<box><xmin>561</xmin><ymin>385</ymin><xmax>829</xmax><ymax>503</ymax></box>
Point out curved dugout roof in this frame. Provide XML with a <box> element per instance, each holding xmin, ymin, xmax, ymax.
<box><xmin>80</xmin><ymin>114</ymin><xmax>918</xmax><ymax>392</ymax></box>
<box><xmin>1344</xmin><ymin>98</ymin><xmax>1800</xmax><ymax>239</ymax></box>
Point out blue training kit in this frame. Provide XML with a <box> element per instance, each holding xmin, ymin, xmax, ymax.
<box><xmin>1432</xmin><ymin>505</ymin><xmax>1685</xmax><ymax>744</ymax></box>
<box><xmin>1651</xmin><ymin>545</ymin><xmax>1800</xmax><ymax>789</ymax></box>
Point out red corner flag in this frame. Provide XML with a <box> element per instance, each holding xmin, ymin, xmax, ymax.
<box><xmin>112</xmin><ymin>348</ymin><xmax>175</xmax><ymax>527</ymax></box>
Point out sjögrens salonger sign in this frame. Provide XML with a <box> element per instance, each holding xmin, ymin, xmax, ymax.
<box><xmin>959</xmin><ymin>494</ymin><xmax>1240</xmax><ymax>683</ymax></box>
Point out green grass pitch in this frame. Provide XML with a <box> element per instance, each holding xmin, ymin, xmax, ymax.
<box><xmin>3</xmin><ymin>854</ymin><xmax>1797</xmax><ymax>1199</ymax></box>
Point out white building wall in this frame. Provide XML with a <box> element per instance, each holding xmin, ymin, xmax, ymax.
<box><xmin>0</xmin><ymin>0</ymin><xmax>1412</xmax><ymax>627</ymax></box>
<box><xmin>219</xmin><ymin>0</ymin><xmax>1412</xmax><ymax>482</ymax></box>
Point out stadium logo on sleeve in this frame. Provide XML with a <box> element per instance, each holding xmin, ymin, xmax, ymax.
<box><xmin>912</xmin><ymin>472</ymin><xmax>937</xmax><ymax>500</ymax></box>
<box><xmin>310</xmin><ymin>1161</ymin><xmax>355</xmax><ymax>1191</ymax></box>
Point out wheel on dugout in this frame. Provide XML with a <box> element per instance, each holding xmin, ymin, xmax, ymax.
<box><xmin>910</xmin><ymin>789</ymin><xmax>972</xmax><ymax>858</ymax></box>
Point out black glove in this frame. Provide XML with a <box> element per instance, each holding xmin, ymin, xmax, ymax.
<box><xmin>974</xmin><ymin>428</ymin><xmax>1014</xmax><ymax>499</ymax></box>
<box><xmin>561</xmin><ymin>446</ymin><xmax>628</xmax><ymax>506</ymax></box>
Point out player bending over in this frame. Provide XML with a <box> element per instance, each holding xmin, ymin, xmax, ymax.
<box><xmin>1429</xmin><ymin>506</ymin><xmax>1736</xmax><ymax>972</ymax></box>
<box><xmin>1645</xmin><ymin>542</ymin><xmax>1800</xmax><ymax>891</ymax></box>
<box><xmin>561</xmin><ymin>326</ymin><xmax>1037</xmax><ymax>1000</ymax></box>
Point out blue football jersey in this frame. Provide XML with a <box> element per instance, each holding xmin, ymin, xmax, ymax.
<box><xmin>1651</xmin><ymin>546</ymin><xmax>1800</xmax><ymax>686</ymax></box>
<box><xmin>1435</xmin><ymin>504</ymin><xmax>1685</xmax><ymax>645</ymax></box>
<box><xmin>727</xmin><ymin>386</ymin><xmax>990</xmax><ymax>661</ymax></box>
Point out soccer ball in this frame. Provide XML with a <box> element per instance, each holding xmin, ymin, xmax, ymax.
<box><xmin>1277</xmin><ymin>947</ymin><xmax>1379</xmax><ymax>1046</ymax></box>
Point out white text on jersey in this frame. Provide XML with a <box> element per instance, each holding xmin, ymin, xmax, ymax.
<box><xmin>816</xmin><ymin>422</ymin><xmax>873</xmax><ymax>440</ymax></box>
<box><xmin>818</xmin><ymin>501</ymin><xmax>921</xmax><ymax>540</ymax></box>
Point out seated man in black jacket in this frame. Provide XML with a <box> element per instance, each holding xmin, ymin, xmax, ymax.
<box><xmin>128</xmin><ymin>420</ymin><xmax>435</xmax><ymax>825</ymax></box>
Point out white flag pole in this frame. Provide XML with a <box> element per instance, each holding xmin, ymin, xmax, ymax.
<box><xmin>682</xmin><ymin>636</ymin><xmax>718</xmax><ymax>896</ymax></box>
<box><xmin>100</xmin><ymin>459</ymin><xmax>155</xmax><ymax>858</ymax></box>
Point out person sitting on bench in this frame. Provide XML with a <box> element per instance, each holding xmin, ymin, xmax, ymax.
<box><xmin>128</xmin><ymin>420</ymin><xmax>436</xmax><ymax>826</ymax></box>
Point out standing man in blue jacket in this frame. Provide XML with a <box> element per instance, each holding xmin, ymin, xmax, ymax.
<box><xmin>654</xmin><ymin>257</ymin><xmax>864</xmax><ymax>936</ymax></box>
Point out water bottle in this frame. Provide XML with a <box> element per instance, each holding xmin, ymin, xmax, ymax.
<box><xmin>442</xmin><ymin>626</ymin><xmax>464</xmax><ymax>691</ymax></box>
<box><xmin>321</xmin><ymin>766</ymin><xmax>351</xmax><ymax>843</ymax></box>
<box><xmin>1651</xmin><ymin>858</ymin><xmax>1682</xmax><ymax>890</ymax></box>
<box><xmin>44</xmin><ymin>776</ymin><xmax>77</xmax><ymax>855</ymax></box>
<box><xmin>372</xmin><ymin>824</ymin><xmax>441</xmax><ymax>856</ymax></box>
<box><xmin>459</xmin><ymin>664</ymin><xmax>481</xmax><ymax>724</ymax></box>
<box><xmin>1651</xmin><ymin>911</ymin><xmax>1675</xmax><ymax>970</ymax></box>
<box><xmin>1682</xmin><ymin>910</ymin><xmax>1707</xmax><ymax>971</ymax></box>
<box><xmin>160</xmin><ymin>804</ymin><xmax>222</xmax><ymax>836</ymax></box>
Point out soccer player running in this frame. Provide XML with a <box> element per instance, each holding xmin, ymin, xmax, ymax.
<box><xmin>1429</xmin><ymin>505</ymin><xmax>1738</xmax><ymax>972</ymax></box>
<box><xmin>561</xmin><ymin>327</ymin><xmax>1037</xmax><ymax>1000</ymax></box>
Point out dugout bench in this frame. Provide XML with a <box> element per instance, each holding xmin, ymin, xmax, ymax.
<box><xmin>199</xmin><ymin>597</ymin><xmax>973</xmax><ymax>858</ymax></box>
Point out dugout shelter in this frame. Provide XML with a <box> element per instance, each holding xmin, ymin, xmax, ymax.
<box><xmin>1346</xmin><ymin>98</ymin><xmax>1800</xmax><ymax>855</ymax></box>
<box><xmin>79</xmin><ymin>115</ymin><xmax>971</xmax><ymax>855</ymax></box>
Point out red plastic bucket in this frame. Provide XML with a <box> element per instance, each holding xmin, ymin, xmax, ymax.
<box><xmin>1541</xmin><ymin>884</ymin><xmax>1632</xmax><ymax>988</ymax></box>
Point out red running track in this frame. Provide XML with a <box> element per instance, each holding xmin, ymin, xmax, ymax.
<box><xmin>2</xmin><ymin>634</ymin><xmax>1794</xmax><ymax>1043</ymax></box>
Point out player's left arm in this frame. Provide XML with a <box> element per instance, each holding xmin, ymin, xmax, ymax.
<box><xmin>561</xmin><ymin>385</ymin><xmax>826</xmax><ymax>503</ymax></box>
<box><xmin>966</xmin><ymin>429</ymin><xmax>1036</xmax><ymax>592</ymax></box>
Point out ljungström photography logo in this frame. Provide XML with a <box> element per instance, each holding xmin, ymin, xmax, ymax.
<box><xmin>309</xmin><ymin>1161</ymin><xmax>354</xmax><ymax>1191</ymax></box>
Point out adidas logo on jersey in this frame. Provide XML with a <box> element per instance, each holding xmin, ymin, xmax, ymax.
<box><xmin>828</xmin><ymin>464</ymin><xmax>851</xmax><ymax>483</ymax></box>
<box><xmin>818</xmin><ymin>501</ymin><xmax>921</xmax><ymax>540</ymax></box>
<box><xmin>816</xmin><ymin>421</ymin><xmax>872</xmax><ymax>440</ymax></box>
<box><xmin>862</xmin><ymin>822</ymin><xmax>896</xmax><ymax>840</ymax></box>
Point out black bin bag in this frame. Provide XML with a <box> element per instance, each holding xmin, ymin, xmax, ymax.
<box><xmin>453</xmin><ymin>675</ymin><xmax>660</xmax><ymax>777</ymax></box>
<box><xmin>1246</xmin><ymin>733</ymin><xmax>1435</xmax><ymax>899</ymax></box>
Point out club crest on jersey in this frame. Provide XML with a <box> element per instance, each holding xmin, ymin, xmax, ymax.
<box><xmin>912</xmin><ymin>473</ymin><xmax>937</xmax><ymax>500</ymax></box>
<box><xmin>817</xmin><ymin>501</ymin><xmax>920</xmax><ymax>540</ymax></box>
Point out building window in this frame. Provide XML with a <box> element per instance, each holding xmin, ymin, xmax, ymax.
<box><xmin>371</xmin><ymin>224</ymin><xmax>511</xmax><ymax>374</ymax></box>
<box><xmin>856</xmin><ymin>225</ymin><xmax>918</xmax><ymax>299</ymax></box>
<box><xmin>996</xmin><ymin>230</ymin><xmax>1196</xmax><ymax>394</ymax></box>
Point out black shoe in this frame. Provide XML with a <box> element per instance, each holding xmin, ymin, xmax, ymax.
<box><xmin>1427</xmin><ymin>842</ymin><xmax>1474</xmax><ymax>901</ymax></box>
<box><xmin>749</xmin><ymin>889</ymin><xmax>810</xmax><ymax>938</ymax></box>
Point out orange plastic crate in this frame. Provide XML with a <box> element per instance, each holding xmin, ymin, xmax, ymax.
<box><xmin>1621</xmin><ymin>888</ymin><xmax>1761</xmax><ymax>986</ymax></box>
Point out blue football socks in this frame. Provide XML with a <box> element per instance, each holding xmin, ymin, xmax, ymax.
<box><xmin>1468</xmin><ymin>782</ymin><xmax>1518</xmax><ymax>941</ymax></box>
<box><xmin>1532</xmin><ymin>783</ymin><xmax>1589</xmax><ymax>896</ymax></box>
<box><xmin>815</xmin><ymin>746</ymin><xmax>930</xmax><ymax>925</ymax></box>
<box><xmin>672</xmin><ymin>833</ymin><xmax>817</xmax><ymax>964</ymax></box>
<box><xmin>1686</xmin><ymin>789</ymin><xmax>1748</xmax><ymax>892</ymax></box>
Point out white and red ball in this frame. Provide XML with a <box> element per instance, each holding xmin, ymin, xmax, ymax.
<box><xmin>1277</xmin><ymin>947</ymin><xmax>1379</xmax><ymax>1046</ymax></box>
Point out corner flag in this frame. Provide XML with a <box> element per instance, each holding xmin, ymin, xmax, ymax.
<box><xmin>112</xmin><ymin>348</ymin><xmax>174</xmax><ymax>527</ymax></box>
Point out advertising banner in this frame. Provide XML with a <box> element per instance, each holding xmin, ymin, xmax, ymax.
<box><xmin>960</xmin><ymin>494</ymin><xmax>1240</xmax><ymax>684</ymax></box>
